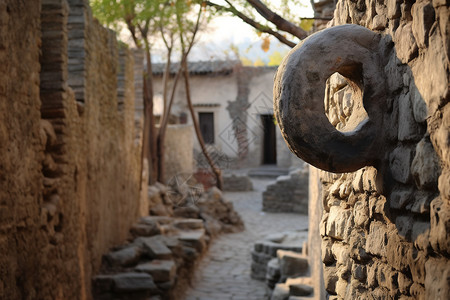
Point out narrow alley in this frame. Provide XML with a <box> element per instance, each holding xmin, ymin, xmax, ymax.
<box><xmin>185</xmin><ymin>178</ymin><xmax>308</xmax><ymax>300</ymax></box>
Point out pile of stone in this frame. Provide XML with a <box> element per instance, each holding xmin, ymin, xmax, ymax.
<box><xmin>262</xmin><ymin>168</ymin><xmax>309</xmax><ymax>213</ymax></box>
<box><xmin>93</xmin><ymin>182</ymin><xmax>243</xmax><ymax>299</ymax></box>
<box><xmin>222</xmin><ymin>173</ymin><xmax>253</xmax><ymax>191</ymax></box>
<box><xmin>251</xmin><ymin>231</ymin><xmax>315</xmax><ymax>300</ymax></box>
<box><xmin>251</xmin><ymin>231</ymin><xmax>307</xmax><ymax>281</ymax></box>
<box><xmin>269</xmin><ymin>250</ymin><xmax>314</xmax><ymax>300</ymax></box>
<box><xmin>92</xmin><ymin>216</ymin><xmax>208</xmax><ymax>299</ymax></box>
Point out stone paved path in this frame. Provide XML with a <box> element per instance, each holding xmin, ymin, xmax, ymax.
<box><xmin>184</xmin><ymin>178</ymin><xmax>309</xmax><ymax>300</ymax></box>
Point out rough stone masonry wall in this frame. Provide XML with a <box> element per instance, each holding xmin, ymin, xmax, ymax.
<box><xmin>318</xmin><ymin>0</ymin><xmax>449</xmax><ymax>299</ymax></box>
<box><xmin>0</xmin><ymin>0</ymin><xmax>143</xmax><ymax>299</ymax></box>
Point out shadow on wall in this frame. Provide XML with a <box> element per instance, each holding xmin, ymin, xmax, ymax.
<box><xmin>274</xmin><ymin>15</ymin><xmax>448</xmax><ymax>299</ymax></box>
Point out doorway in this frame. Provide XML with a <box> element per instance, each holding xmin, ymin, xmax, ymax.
<box><xmin>199</xmin><ymin>112</ymin><xmax>214</xmax><ymax>144</ymax></box>
<box><xmin>261</xmin><ymin>114</ymin><xmax>277</xmax><ymax>164</ymax></box>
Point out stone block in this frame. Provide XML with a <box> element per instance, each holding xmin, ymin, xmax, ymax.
<box><xmin>176</xmin><ymin>229</ymin><xmax>206</xmax><ymax>252</ymax></box>
<box><xmin>387</xmin><ymin>0</ymin><xmax>401</xmax><ymax>19</ymax></box>
<box><xmin>331</xmin><ymin>242</ymin><xmax>350</xmax><ymax>266</ymax></box>
<box><xmin>398</xmin><ymin>92</ymin><xmax>423</xmax><ymax>142</ymax></box>
<box><xmin>112</xmin><ymin>272</ymin><xmax>158</xmax><ymax>293</ymax></box>
<box><xmin>135</xmin><ymin>236</ymin><xmax>172</xmax><ymax>259</ymax></box>
<box><xmin>372</xmin><ymin>14</ymin><xmax>388</xmax><ymax>30</ymax></box>
<box><xmin>366</xmin><ymin>221</ymin><xmax>388</xmax><ymax>257</ymax></box>
<box><xmin>430</xmin><ymin>198</ymin><xmax>450</xmax><ymax>254</ymax></box>
<box><xmin>173</xmin><ymin>218</ymin><xmax>204</xmax><ymax>230</ymax></box>
<box><xmin>411</xmin><ymin>137</ymin><xmax>441</xmax><ymax>190</ymax></box>
<box><xmin>438</xmin><ymin>169</ymin><xmax>450</xmax><ymax>201</ymax></box>
<box><xmin>425</xmin><ymin>257</ymin><xmax>450</xmax><ymax>300</ymax></box>
<box><xmin>93</xmin><ymin>272</ymin><xmax>157</xmax><ymax>294</ymax></box>
<box><xmin>386</xmin><ymin>233</ymin><xmax>412</xmax><ymax>273</ymax></box>
<box><xmin>222</xmin><ymin>174</ymin><xmax>253</xmax><ymax>191</ymax></box>
<box><xmin>352</xmin><ymin>263</ymin><xmax>366</xmax><ymax>282</ymax></box>
<box><xmin>348</xmin><ymin>230</ymin><xmax>370</xmax><ymax>263</ymax></box>
<box><xmin>323</xmin><ymin>265</ymin><xmax>338</xmax><ymax>294</ymax></box>
<box><xmin>398</xmin><ymin>272</ymin><xmax>413</xmax><ymax>295</ymax></box>
<box><xmin>409</xmin><ymin>190</ymin><xmax>434</xmax><ymax>213</ymax></box>
<box><xmin>409</xmin><ymin>81</ymin><xmax>428</xmax><ymax>123</ymax></box>
<box><xmin>394</xmin><ymin>23</ymin><xmax>418</xmax><ymax>63</ymax></box>
<box><xmin>289</xmin><ymin>284</ymin><xmax>313</xmax><ymax>297</ymax></box>
<box><xmin>135</xmin><ymin>260</ymin><xmax>176</xmax><ymax>283</ymax></box>
<box><xmin>409</xmin><ymin>251</ymin><xmax>426</xmax><ymax>284</ymax></box>
<box><xmin>277</xmin><ymin>250</ymin><xmax>309</xmax><ymax>278</ymax></box>
<box><xmin>389</xmin><ymin>146</ymin><xmax>413</xmax><ymax>184</ymax></box>
<box><xmin>130</xmin><ymin>223</ymin><xmax>161</xmax><ymax>237</ymax></box>
<box><xmin>322</xmin><ymin>238</ymin><xmax>335</xmax><ymax>265</ymax></box>
<box><xmin>390</xmin><ymin>186</ymin><xmax>414</xmax><ymax>209</ymax></box>
<box><xmin>173</xmin><ymin>206</ymin><xmax>200</xmax><ymax>219</ymax></box>
<box><xmin>335</xmin><ymin>278</ymin><xmax>348</xmax><ymax>297</ymax></box>
<box><xmin>412</xmin><ymin>1</ymin><xmax>435</xmax><ymax>48</ymax></box>
<box><xmin>271</xmin><ymin>283</ymin><xmax>289</xmax><ymax>300</ymax></box>
<box><xmin>410</xmin><ymin>282</ymin><xmax>425</xmax><ymax>298</ymax></box>
<box><xmin>395</xmin><ymin>216</ymin><xmax>413</xmax><ymax>240</ymax></box>
<box><xmin>266</xmin><ymin>258</ymin><xmax>280</xmax><ymax>288</ymax></box>
<box><xmin>103</xmin><ymin>245</ymin><xmax>142</xmax><ymax>267</ymax></box>
<box><xmin>325</xmin><ymin>206</ymin><xmax>352</xmax><ymax>240</ymax></box>
<box><xmin>367</xmin><ymin>262</ymin><xmax>378</xmax><ymax>288</ymax></box>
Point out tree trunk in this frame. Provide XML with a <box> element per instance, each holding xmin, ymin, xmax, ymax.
<box><xmin>143</xmin><ymin>43</ymin><xmax>157</xmax><ymax>184</ymax></box>
<box><xmin>181</xmin><ymin>58</ymin><xmax>223</xmax><ymax>190</ymax></box>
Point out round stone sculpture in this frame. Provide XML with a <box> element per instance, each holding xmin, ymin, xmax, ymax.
<box><xmin>274</xmin><ymin>24</ymin><xmax>387</xmax><ymax>173</ymax></box>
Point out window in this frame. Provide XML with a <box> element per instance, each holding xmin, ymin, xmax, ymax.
<box><xmin>198</xmin><ymin>112</ymin><xmax>214</xmax><ymax>144</ymax></box>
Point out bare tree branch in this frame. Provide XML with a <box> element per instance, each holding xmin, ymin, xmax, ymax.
<box><xmin>246</xmin><ymin>0</ymin><xmax>308</xmax><ymax>39</ymax></box>
<box><xmin>206</xmin><ymin>1</ymin><xmax>297</xmax><ymax>47</ymax></box>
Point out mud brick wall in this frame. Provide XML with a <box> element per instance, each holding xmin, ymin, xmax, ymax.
<box><xmin>319</xmin><ymin>0</ymin><xmax>450</xmax><ymax>299</ymax></box>
<box><xmin>0</xmin><ymin>1</ymin><xmax>44</xmax><ymax>298</ymax></box>
<box><xmin>0</xmin><ymin>0</ymin><xmax>144</xmax><ymax>299</ymax></box>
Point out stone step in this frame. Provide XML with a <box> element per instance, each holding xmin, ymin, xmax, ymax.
<box><xmin>135</xmin><ymin>259</ymin><xmax>176</xmax><ymax>283</ymax></box>
<box><xmin>135</xmin><ymin>236</ymin><xmax>172</xmax><ymax>259</ymax></box>
<box><xmin>248</xmin><ymin>166</ymin><xmax>290</xmax><ymax>178</ymax></box>
<box><xmin>277</xmin><ymin>250</ymin><xmax>309</xmax><ymax>278</ymax></box>
<box><xmin>103</xmin><ymin>245</ymin><xmax>142</xmax><ymax>268</ymax></box>
<box><xmin>92</xmin><ymin>272</ymin><xmax>158</xmax><ymax>294</ymax></box>
<box><xmin>176</xmin><ymin>229</ymin><xmax>206</xmax><ymax>252</ymax></box>
<box><xmin>173</xmin><ymin>218</ymin><xmax>204</xmax><ymax>230</ymax></box>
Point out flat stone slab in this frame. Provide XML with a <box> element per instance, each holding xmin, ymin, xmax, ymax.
<box><xmin>176</xmin><ymin>229</ymin><xmax>206</xmax><ymax>252</ymax></box>
<box><xmin>103</xmin><ymin>245</ymin><xmax>142</xmax><ymax>267</ymax></box>
<box><xmin>113</xmin><ymin>272</ymin><xmax>157</xmax><ymax>293</ymax></box>
<box><xmin>173</xmin><ymin>218</ymin><xmax>204</xmax><ymax>230</ymax></box>
<box><xmin>135</xmin><ymin>236</ymin><xmax>172</xmax><ymax>259</ymax></box>
<box><xmin>140</xmin><ymin>215</ymin><xmax>173</xmax><ymax>225</ymax></box>
<box><xmin>277</xmin><ymin>250</ymin><xmax>309</xmax><ymax>278</ymax></box>
<box><xmin>93</xmin><ymin>272</ymin><xmax>157</xmax><ymax>293</ymax></box>
<box><xmin>130</xmin><ymin>223</ymin><xmax>161</xmax><ymax>237</ymax></box>
<box><xmin>135</xmin><ymin>260</ymin><xmax>176</xmax><ymax>283</ymax></box>
<box><xmin>289</xmin><ymin>283</ymin><xmax>314</xmax><ymax>296</ymax></box>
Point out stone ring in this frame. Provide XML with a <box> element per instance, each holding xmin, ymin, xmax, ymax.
<box><xmin>274</xmin><ymin>24</ymin><xmax>386</xmax><ymax>173</ymax></box>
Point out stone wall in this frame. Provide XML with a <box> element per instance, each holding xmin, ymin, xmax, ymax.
<box><xmin>0</xmin><ymin>0</ymin><xmax>144</xmax><ymax>299</ymax></box>
<box><xmin>262</xmin><ymin>168</ymin><xmax>309</xmax><ymax>213</ymax></box>
<box><xmin>317</xmin><ymin>0</ymin><xmax>450</xmax><ymax>299</ymax></box>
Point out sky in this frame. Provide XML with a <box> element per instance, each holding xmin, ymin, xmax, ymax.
<box><xmin>152</xmin><ymin>1</ymin><xmax>315</xmax><ymax>64</ymax></box>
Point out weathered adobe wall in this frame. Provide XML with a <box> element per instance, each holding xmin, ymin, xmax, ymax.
<box><xmin>0</xmin><ymin>0</ymin><xmax>143</xmax><ymax>299</ymax></box>
<box><xmin>319</xmin><ymin>0</ymin><xmax>449</xmax><ymax>299</ymax></box>
<box><xmin>0</xmin><ymin>1</ymin><xmax>44</xmax><ymax>299</ymax></box>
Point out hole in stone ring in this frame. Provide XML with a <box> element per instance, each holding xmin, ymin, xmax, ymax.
<box><xmin>324</xmin><ymin>72</ymin><xmax>369</xmax><ymax>133</ymax></box>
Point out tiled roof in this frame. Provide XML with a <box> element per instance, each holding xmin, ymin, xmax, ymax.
<box><xmin>152</xmin><ymin>60</ymin><xmax>240</xmax><ymax>75</ymax></box>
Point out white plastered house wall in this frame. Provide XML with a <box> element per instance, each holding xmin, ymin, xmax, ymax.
<box><xmin>152</xmin><ymin>61</ymin><xmax>298</xmax><ymax>169</ymax></box>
